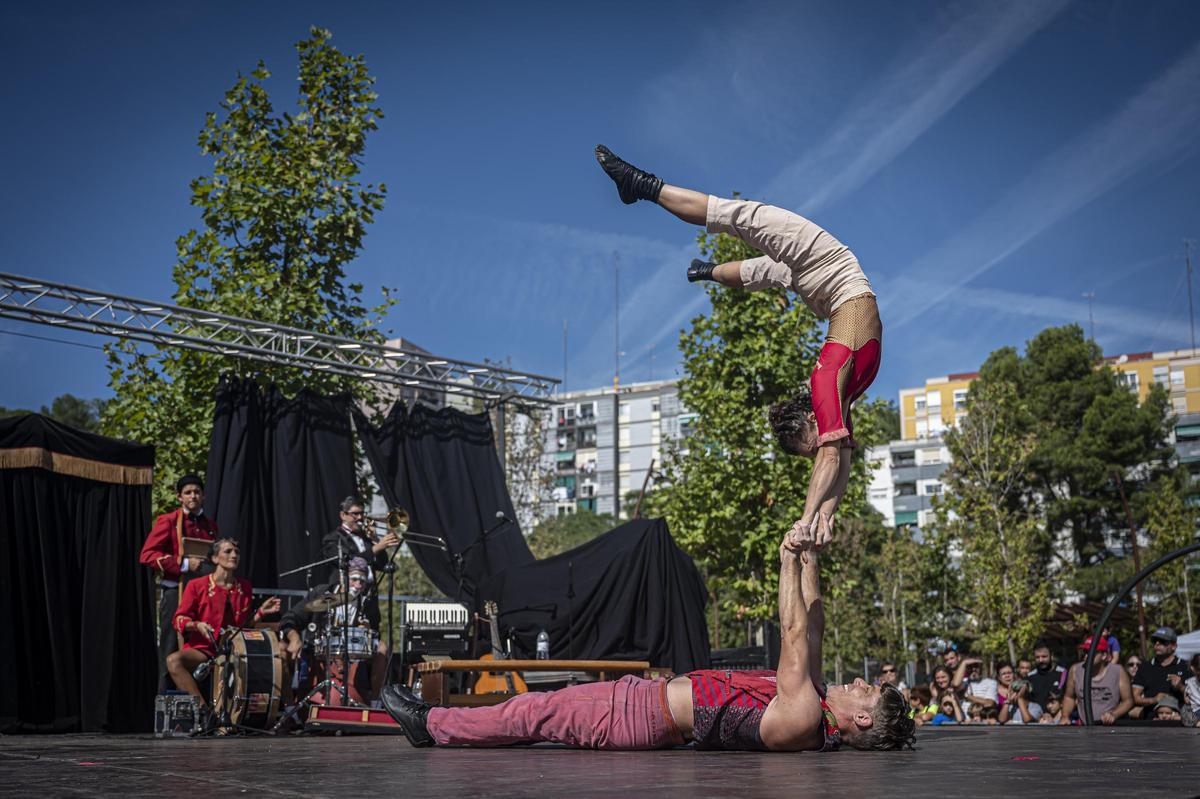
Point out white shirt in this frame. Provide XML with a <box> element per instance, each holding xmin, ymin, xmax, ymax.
<box><xmin>1185</xmin><ymin>675</ymin><xmax>1200</xmax><ymax>712</ymax></box>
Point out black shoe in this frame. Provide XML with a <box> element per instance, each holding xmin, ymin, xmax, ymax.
<box><xmin>595</xmin><ymin>144</ymin><xmax>664</xmax><ymax>204</ymax></box>
<box><xmin>687</xmin><ymin>259</ymin><xmax>717</xmax><ymax>282</ymax></box>
<box><xmin>381</xmin><ymin>684</ymin><xmax>435</xmax><ymax>747</ymax></box>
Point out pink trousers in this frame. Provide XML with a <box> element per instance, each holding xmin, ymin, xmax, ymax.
<box><xmin>426</xmin><ymin>675</ymin><xmax>684</xmax><ymax>749</ymax></box>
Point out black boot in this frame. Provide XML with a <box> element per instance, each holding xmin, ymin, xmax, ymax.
<box><xmin>381</xmin><ymin>684</ymin><xmax>435</xmax><ymax>747</ymax></box>
<box><xmin>687</xmin><ymin>259</ymin><xmax>718</xmax><ymax>283</ymax></box>
<box><xmin>595</xmin><ymin>144</ymin><xmax>664</xmax><ymax>204</ymax></box>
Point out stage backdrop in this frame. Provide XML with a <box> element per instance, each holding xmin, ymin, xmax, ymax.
<box><xmin>206</xmin><ymin>378</ymin><xmax>357</xmax><ymax>592</ymax></box>
<box><xmin>477</xmin><ymin>518</ymin><xmax>711</xmax><ymax>674</ymax></box>
<box><xmin>355</xmin><ymin>403</ymin><xmax>534</xmax><ymax>603</ymax></box>
<box><xmin>0</xmin><ymin>414</ymin><xmax>156</xmax><ymax>733</ymax></box>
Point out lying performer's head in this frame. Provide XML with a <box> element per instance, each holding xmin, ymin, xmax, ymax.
<box><xmin>208</xmin><ymin>537</ymin><xmax>240</xmax><ymax>572</ymax></box>
<box><xmin>768</xmin><ymin>390</ymin><xmax>818</xmax><ymax>458</ymax></box>
<box><xmin>827</xmin><ymin>680</ymin><xmax>916</xmax><ymax>751</ymax></box>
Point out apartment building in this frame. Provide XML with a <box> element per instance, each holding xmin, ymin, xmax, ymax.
<box><xmin>872</xmin><ymin>347</ymin><xmax>1200</xmax><ymax>528</ymax></box>
<box><xmin>543</xmin><ymin>380</ymin><xmax>692</xmax><ymax>519</ymax></box>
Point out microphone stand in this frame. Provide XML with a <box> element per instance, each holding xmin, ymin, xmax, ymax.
<box><xmin>567</xmin><ymin>560</ymin><xmax>576</xmax><ymax>661</ymax></box>
<box><xmin>451</xmin><ymin>515</ymin><xmax>508</xmax><ymax>660</ymax></box>
<box><xmin>336</xmin><ymin>535</ymin><xmax>357</xmax><ymax>707</ymax></box>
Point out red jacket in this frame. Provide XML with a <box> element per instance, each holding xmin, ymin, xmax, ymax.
<box><xmin>172</xmin><ymin>574</ymin><xmax>254</xmax><ymax>657</ymax></box>
<box><xmin>139</xmin><ymin>508</ymin><xmax>218</xmax><ymax>581</ymax></box>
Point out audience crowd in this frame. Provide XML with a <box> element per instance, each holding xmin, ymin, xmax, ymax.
<box><xmin>877</xmin><ymin>626</ymin><xmax>1200</xmax><ymax>728</ymax></box>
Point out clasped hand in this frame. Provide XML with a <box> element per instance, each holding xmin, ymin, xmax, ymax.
<box><xmin>783</xmin><ymin>513</ymin><xmax>835</xmax><ymax>553</ymax></box>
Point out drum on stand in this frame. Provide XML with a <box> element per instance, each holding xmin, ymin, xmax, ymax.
<box><xmin>321</xmin><ymin>625</ymin><xmax>378</xmax><ymax>660</ymax></box>
<box><xmin>212</xmin><ymin>628</ymin><xmax>286</xmax><ymax>730</ymax></box>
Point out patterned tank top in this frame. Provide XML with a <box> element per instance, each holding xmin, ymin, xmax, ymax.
<box><xmin>687</xmin><ymin>669</ymin><xmax>841</xmax><ymax>752</ymax></box>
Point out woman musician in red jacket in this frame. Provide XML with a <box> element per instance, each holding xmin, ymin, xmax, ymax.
<box><xmin>166</xmin><ymin>538</ymin><xmax>280</xmax><ymax>708</ymax></box>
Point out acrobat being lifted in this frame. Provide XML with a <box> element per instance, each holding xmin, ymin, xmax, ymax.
<box><xmin>594</xmin><ymin>145</ymin><xmax>882</xmax><ymax>554</ymax></box>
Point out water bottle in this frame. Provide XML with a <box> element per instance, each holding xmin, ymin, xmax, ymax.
<box><xmin>536</xmin><ymin>629</ymin><xmax>550</xmax><ymax>660</ymax></box>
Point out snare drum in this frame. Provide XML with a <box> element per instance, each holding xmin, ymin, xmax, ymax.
<box><xmin>322</xmin><ymin>625</ymin><xmax>378</xmax><ymax>660</ymax></box>
<box><xmin>211</xmin><ymin>628</ymin><xmax>285</xmax><ymax>730</ymax></box>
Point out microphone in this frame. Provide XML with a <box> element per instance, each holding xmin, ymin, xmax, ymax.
<box><xmin>495</xmin><ymin>510</ymin><xmax>515</xmax><ymax>525</ymax></box>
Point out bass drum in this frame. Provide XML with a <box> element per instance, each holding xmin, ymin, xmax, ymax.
<box><xmin>212</xmin><ymin>628</ymin><xmax>286</xmax><ymax>730</ymax></box>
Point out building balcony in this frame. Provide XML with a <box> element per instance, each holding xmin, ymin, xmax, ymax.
<box><xmin>892</xmin><ymin>466</ymin><xmax>918</xmax><ymax>483</ymax></box>
<box><xmin>1176</xmin><ymin>438</ymin><xmax>1200</xmax><ymax>464</ymax></box>
<box><xmin>918</xmin><ymin>463</ymin><xmax>948</xmax><ymax>480</ymax></box>
<box><xmin>893</xmin><ymin>494</ymin><xmax>930</xmax><ymax>513</ymax></box>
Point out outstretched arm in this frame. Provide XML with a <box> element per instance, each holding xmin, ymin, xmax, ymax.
<box><xmin>761</xmin><ymin>543</ymin><xmax>823</xmax><ymax>750</ymax></box>
<box><xmin>793</xmin><ymin>444</ymin><xmax>843</xmax><ymax>550</ymax></box>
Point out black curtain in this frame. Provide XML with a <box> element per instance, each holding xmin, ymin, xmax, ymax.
<box><xmin>476</xmin><ymin>518</ymin><xmax>711</xmax><ymax>674</ymax></box>
<box><xmin>205</xmin><ymin>378</ymin><xmax>357</xmax><ymax>592</ymax></box>
<box><xmin>354</xmin><ymin>403</ymin><xmax>533</xmax><ymax>603</ymax></box>
<box><xmin>0</xmin><ymin>414</ymin><xmax>156</xmax><ymax>733</ymax></box>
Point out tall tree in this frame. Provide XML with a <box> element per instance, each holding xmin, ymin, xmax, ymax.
<box><xmin>936</xmin><ymin>379</ymin><xmax>1054</xmax><ymax>664</ymax></box>
<box><xmin>975</xmin><ymin>326</ymin><xmax>1174</xmax><ymax>573</ymax></box>
<box><xmin>1142</xmin><ymin>475</ymin><xmax>1198</xmax><ymax>631</ymax></box>
<box><xmin>1</xmin><ymin>393</ymin><xmax>105</xmax><ymax>432</ymax></box>
<box><xmin>658</xmin><ymin>223</ymin><xmax>891</xmax><ymax>665</ymax></box>
<box><xmin>526</xmin><ymin>510</ymin><xmax>615</xmax><ymax>560</ymax></box>
<box><xmin>102</xmin><ymin>28</ymin><xmax>395</xmax><ymax>511</ymax></box>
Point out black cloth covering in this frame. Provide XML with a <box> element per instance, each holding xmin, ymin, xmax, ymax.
<box><xmin>205</xmin><ymin>378</ymin><xmax>357</xmax><ymax>592</ymax></box>
<box><xmin>0</xmin><ymin>414</ymin><xmax>156</xmax><ymax>733</ymax></box>
<box><xmin>476</xmin><ymin>518</ymin><xmax>711</xmax><ymax>674</ymax></box>
<box><xmin>354</xmin><ymin>403</ymin><xmax>534</xmax><ymax>602</ymax></box>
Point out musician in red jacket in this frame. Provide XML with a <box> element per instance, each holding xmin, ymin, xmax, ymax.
<box><xmin>166</xmin><ymin>538</ymin><xmax>281</xmax><ymax>707</ymax></box>
<box><xmin>140</xmin><ymin>474</ymin><xmax>219</xmax><ymax>692</ymax></box>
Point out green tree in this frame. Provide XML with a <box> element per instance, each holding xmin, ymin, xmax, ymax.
<box><xmin>657</xmin><ymin>223</ymin><xmax>892</xmax><ymax>661</ymax></box>
<box><xmin>1</xmin><ymin>394</ymin><xmax>106</xmax><ymax>432</ymax></box>
<box><xmin>102</xmin><ymin>28</ymin><xmax>395</xmax><ymax>511</ymax></box>
<box><xmin>1142</xmin><ymin>475</ymin><xmax>1199</xmax><ymax>631</ymax></box>
<box><xmin>976</xmin><ymin>327</ymin><xmax>1174</xmax><ymax>572</ymax></box>
<box><xmin>526</xmin><ymin>510</ymin><xmax>615</xmax><ymax>559</ymax></box>
<box><xmin>46</xmin><ymin>394</ymin><xmax>106</xmax><ymax>433</ymax></box>
<box><xmin>936</xmin><ymin>379</ymin><xmax>1054</xmax><ymax>664</ymax></box>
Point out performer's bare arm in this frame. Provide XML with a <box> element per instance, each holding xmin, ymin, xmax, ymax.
<box><xmin>795</xmin><ymin>444</ymin><xmax>842</xmax><ymax>550</ymax></box>
<box><xmin>760</xmin><ymin>544</ymin><xmax>823</xmax><ymax>751</ymax></box>
<box><xmin>814</xmin><ymin>448</ymin><xmax>852</xmax><ymax>533</ymax></box>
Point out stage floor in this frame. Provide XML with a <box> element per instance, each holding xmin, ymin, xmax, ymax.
<box><xmin>1</xmin><ymin>726</ymin><xmax>1197</xmax><ymax>798</ymax></box>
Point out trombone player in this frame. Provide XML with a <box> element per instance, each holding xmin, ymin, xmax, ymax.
<box><xmin>321</xmin><ymin>495</ymin><xmax>400</xmax><ymax>587</ymax></box>
<box><xmin>318</xmin><ymin>496</ymin><xmax>401</xmax><ymax>705</ymax></box>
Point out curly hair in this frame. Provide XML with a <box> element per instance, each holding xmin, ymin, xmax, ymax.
<box><xmin>847</xmin><ymin>684</ymin><xmax>917</xmax><ymax>751</ymax></box>
<box><xmin>767</xmin><ymin>388</ymin><xmax>816</xmax><ymax>455</ymax></box>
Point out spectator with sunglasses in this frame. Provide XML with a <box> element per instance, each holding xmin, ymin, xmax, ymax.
<box><xmin>876</xmin><ymin>662</ymin><xmax>909</xmax><ymax>700</ymax></box>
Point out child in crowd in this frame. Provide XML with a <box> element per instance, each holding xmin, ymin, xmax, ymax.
<box><xmin>1036</xmin><ymin>690</ymin><xmax>1063</xmax><ymax>725</ymax></box>
<box><xmin>908</xmin><ymin>684</ymin><xmax>937</xmax><ymax>726</ymax></box>
<box><xmin>931</xmin><ymin>695</ymin><xmax>963</xmax><ymax>725</ymax></box>
<box><xmin>1153</xmin><ymin>695</ymin><xmax>1182</xmax><ymax>723</ymax></box>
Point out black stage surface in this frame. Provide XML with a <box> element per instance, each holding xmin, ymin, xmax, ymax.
<box><xmin>1</xmin><ymin>727</ymin><xmax>1197</xmax><ymax>798</ymax></box>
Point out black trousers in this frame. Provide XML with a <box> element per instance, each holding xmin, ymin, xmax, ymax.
<box><xmin>157</xmin><ymin>585</ymin><xmax>179</xmax><ymax>693</ymax></box>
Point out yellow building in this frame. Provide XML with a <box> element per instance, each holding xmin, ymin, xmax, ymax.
<box><xmin>898</xmin><ymin>348</ymin><xmax>1200</xmax><ymax>441</ymax></box>
<box><xmin>899</xmin><ymin>372</ymin><xmax>977</xmax><ymax>441</ymax></box>
<box><xmin>1104</xmin><ymin>348</ymin><xmax>1200</xmax><ymax>415</ymax></box>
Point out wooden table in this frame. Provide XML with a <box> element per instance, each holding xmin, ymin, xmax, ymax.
<box><xmin>414</xmin><ymin>659</ymin><xmax>661</xmax><ymax>707</ymax></box>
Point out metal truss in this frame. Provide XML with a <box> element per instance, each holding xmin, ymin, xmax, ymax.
<box><xmin>0</xmin><ymin>272</ymin><xmax>558</xmax><ymax>403</ymax></box>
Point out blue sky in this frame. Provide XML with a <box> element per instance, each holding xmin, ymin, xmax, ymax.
<box><xmin>2</xmin><ymin>1</ymin><xmax>1199</xmax><ymax>412</ymax></box>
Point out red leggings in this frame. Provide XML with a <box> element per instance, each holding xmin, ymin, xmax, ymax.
<box><xmin>425</xmin><ymin>675</ymin><xmax>683</xmax><ymax>749</ymax></box>
<box><xmin>812</xmin><ymin>338</ymin><xmax>882</xmax><ymax>447</ymax></box>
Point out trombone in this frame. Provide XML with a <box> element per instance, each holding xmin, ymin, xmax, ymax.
<box><xmin>362</xmin><ymin>507</ymin><xmax>447</xmax><ymax>552</ymax></box>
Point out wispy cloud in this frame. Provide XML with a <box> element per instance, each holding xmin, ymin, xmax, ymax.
<box><xmin>882</xmin><ymin>38</ymin><xmax>1200</xmax><ymax>330</ymax></box>
<box><xmin>952</xmin><ymin>285</ymin><xmax>1193</xmax><ymax>348</ymax></box>
<box><xmin>762</xmin><ymin>1</ymin><xmax>1069</xmax><ymax>212</ymax></box>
